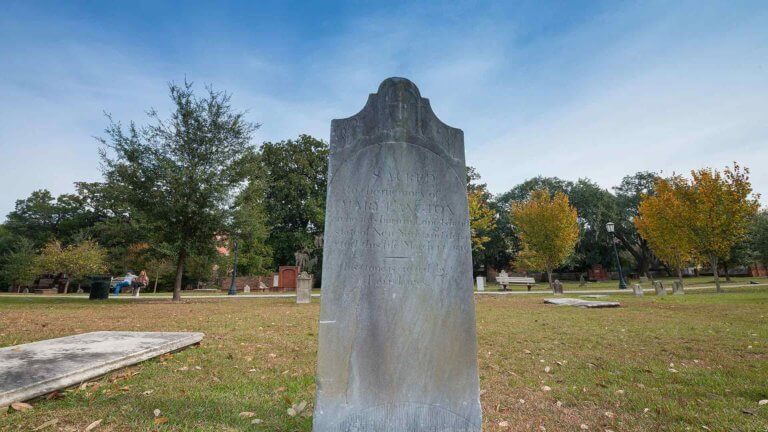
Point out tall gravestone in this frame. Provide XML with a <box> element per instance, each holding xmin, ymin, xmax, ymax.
<box><xmin>313</xmin><ymin>78</ymin><xmax>481</xmax><ymax>431</ymax></box>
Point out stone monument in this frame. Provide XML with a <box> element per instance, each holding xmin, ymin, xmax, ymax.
<box><xmin>552</xmin><ymin>279</ymin><xmax>564</xmax><ymax>294</ymax></box>
<box><xmin>672</xmin><ymin>281</ymin><xmax>684</xmax><ymax>295</ymax></box>
<box><xmin>476</xmin><ymin>276</ymin><xmax>485</xmax><ymax>292</ymax></box>
<box><xmin>296</xmin><ymin>271</ymin><xmax>312</xmax><ymax>304</ymax></box>
<box><xmin>633</xmin><ymin>283</ymin><xmax>644</xmax><ymax>296</ymax></box>
<box><xmin>653</xmin><ymin>280</ymin><xmax>666</xmax><ymax>296</ymax></box>
<box><xmin>313</xmin><ymin>78</ymin><xmax>481</xmax><ymax>431</ymax></box>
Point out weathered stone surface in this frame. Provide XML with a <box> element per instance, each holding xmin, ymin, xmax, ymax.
<box><xmin>544</xmin><ymin>298</ymin><xmax>621</xmax><ymax>308</ymax></box>
<box><xmin>314</xmin><ymin>78</ymin><xmax>481</xmax><ymax>431</ymax></box>
<box><xmin>672</xmin><ymin>281</ymin><xmax>684</xmax><ymax>295</ymax></box>
<box><xmin>654</xmin><ymin>281</ymin><xmax>666</xmax><ymax>296</ymax></box>
<box><xmin>476</xmin><ymin>276</ymin><xmax>485</xmax><ymax>292</ymax></box>
<box><xmin>0</xmin><ymin>331</ymin><xmax>203</xmax><ymax>406</ymax></box>
<box><xmin>296</xmin><ymin>271</ymin><xmax>312</xmax><ymax>304</ymax></box>
<box><xmin>633</xmin><ymin>283</ymin><xmax>644</xmax><ymax>296</ymax></box>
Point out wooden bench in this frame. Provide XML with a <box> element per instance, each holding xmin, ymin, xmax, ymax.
<box><xmin>496</xmin><ymin>271</ymin><xmax>536</xmax><ymax>291</ymax></box>
<box><xmin>110</xmin><ymin>277</ymin><xmax>135</xmax><ymax>294</ymax></box>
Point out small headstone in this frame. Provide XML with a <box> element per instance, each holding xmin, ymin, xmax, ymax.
<box><xmin>633</xmin><ymin>283</ymin><xmax>644</xmax><ymax>296</ymax></box>
<box><xmin>476</xmin><ymin>276</ymin><xmax>485</xmax><ymax>292</ymax></box>
<box><xmin>258</xmin><ymin>281</ymin><xmax>269</xmax><ymax>290</ymax></box>
<box><xmin>579</xmin><ymin>273</ymin><xmax>586</xmax><ymax>287</ymax></box>
<box><xmin>243</xmin><ymin>284</ymin><xmax>251</xmax><ymax>293</ymax></box>
<box><xmin>552</xmin><ymin>279</ymin><xmax>564</xmax><ymax>295</ymax></box>
<box><xmin>639</xmin><ymin>276</ymin><xmax>648</xmax><ymax>283</ymax></box>
<box><xmin>272</xmin><ymin>274</ymin><xmax>279</xmax><ymax>288</ymax></box>
<box><xmin>314</xmin><ymin>78</ymin><xmax>481</xmax><ymax>431</ymax></box>
<box><xmin>296</xmin><ymin>272</ymin><xmax>312</xmax><ymax>304</ymax></box>
<box><xmin>672</xmin><ymin>281</ymin><xmax>684</xmax><ymax>295</ymax></box>
<box><xmin>0</xmin><ymin>331</ymin><xmax>203</xmax><ymax>406</ymax></box>
<box><xmin>653</xmin><ymin>281</ymin><xmax>666</xmax><ymax>296</ymax></box>
<box><xmin>76</xmin><ymin>287</ymin><xmax>84</xmax><ymax>294</ymax></box>
<box><xmin>22</xmin><ymin>287</ymin><xmax>29</xmax><ymax>294</ymax></box>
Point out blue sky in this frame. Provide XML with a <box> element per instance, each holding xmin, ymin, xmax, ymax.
<box><xmin>1</xmin><ymin>0</ymin><xmax>767</xmax><ymax>217</ymax></box>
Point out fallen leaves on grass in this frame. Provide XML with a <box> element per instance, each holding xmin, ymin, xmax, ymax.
<box><xmin>31</xmin><ymin>419</ymin><xmax>58</xmax><ymax>430</ymax></box>
<box><xmin>759</xmin><ymin>399</ymin><xmax>768</xmax><ymax>406</ymax></box>
<box><xmin>287</xmin><ymin>400</ymin><xmax>308</xmax><ymax>417</ymax></box>
<box><xmin>153</xmin><ymin>409</ymin><xmax>161</xmax><ymax>417</ymax></box>
<box><xmin>154</xmin><ymin>417</ymin><xmax>169</xmax><ymax>425</ymax></box>
<box><xmin>84</xmin><ymin>419</ymin><xmax>102</xmax><ymax>431</ymax></box>
<box><xmin>10</xmin><ymin>402</ymin><xmax>33</xmax><ymax>412</ymax></box>
<box><xmin>541</xmin><ymin>386</ymin><xmax>552</xmax><ymax>392</ymax></box>
<box><xmin>239</xmin><ymin>412</ymin><xmax>255</xmax><ymax>418</ymax></box>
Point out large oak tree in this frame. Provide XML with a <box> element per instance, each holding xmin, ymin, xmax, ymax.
<box><xmin>100</xmin><ymin>81</ymin><xmax>258</xmax><ymax>300</ymax></box>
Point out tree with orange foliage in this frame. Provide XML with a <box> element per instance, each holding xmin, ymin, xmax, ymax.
<box><xmin>468</xmin><ymin>189</ymin><xmax>496</xmax><ymax>253</ymax></box>
<box><xmin>635</xmin><ymin>176</ymin><xmax>695</xmax><ymax>285</ymax></box>
<box><xmin>685</xmin><ymin>163</ymin><xmax>760</xmax><ymax>292</ymax></box>
<box><xmin>510</xmin><ymin>189</ymin><xmax>579</xmax><ymax>288</ymax></box>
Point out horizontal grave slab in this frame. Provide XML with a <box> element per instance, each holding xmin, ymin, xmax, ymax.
<box><xmin>0</xmin><ymin>331</ymin><xmax>203</xmax><ymax>407</ymax></box>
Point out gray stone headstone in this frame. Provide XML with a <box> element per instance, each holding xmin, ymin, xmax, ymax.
<box><xmin>633</xmin><ymin>283</ymin><xmax>644</xmax><ymax>296</ymax></box>
<box><xmin>552</xmin><ymin>279</ymin><xmax>564</xmax><ymax>294</ymax></box>
<box><xmin>314</xmin><ymin>78</ymin><xmax>481</xmax><ymax>431</ymax></box>
<box><xmin>476</xmin><ymin>276</ymin><xmax>485</xmax><ymax>292</ymax></box>
<box><xmin>296</xmin><ymin>272</ymin><xmax>312</xmax><ymax>304</ymax></box>
<box><xmin>0</xmin><ymin>331</ymin><xmax>203</xmax><ymax>407</ymax></box>
<box><xmin>672</xmin><ymin>281</ymin><xmax>684</xmax><ymax>295</ymax></box>
<box><xmin>653</xmin><ymin>281</ymin><xmax>666</xmax><ymax>296</ymax></box>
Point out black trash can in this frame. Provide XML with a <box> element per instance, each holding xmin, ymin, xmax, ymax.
<box><xmin>89</xmin><ymin>276</ymin><xmax>111</xmax><ymax>300</ymax></box>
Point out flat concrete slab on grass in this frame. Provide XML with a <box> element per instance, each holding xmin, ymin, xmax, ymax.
<box><xmin>0</xmin><ymin>331</ymin><xmax>203</xmax><ymax>406</ymax></box>
<box><xmin>544</xmin><ymin>298</ymin><xmax>620</xmax><ymax>308</ymax></box>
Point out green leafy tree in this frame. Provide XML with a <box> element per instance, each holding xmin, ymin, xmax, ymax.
<box><xmin>0</xmin><ymin>238</ymin><xmax>38</xmax><ymax>291</ymax></box>
<box><xmin>232</xmin><ymin>175</ymin><xmax>272</xmax><ymax>276</ymax></box>
<box><xmin>62</xmin><ymin>240</ymin><xmax>108</xmax><ymax>292</ymax></box>
<box><xmin>259</xmin><ymin>135</ymin><xmax>328</xmax><ymax>267</ymax></box>
<box><xmin>613</xmin><ymin>172</ymin><xmax>660</xmax><ymax>278</ymax></box>
<box><xmin>100</xmin><ymin>81</ymin><xmax>258</xmax><ymax>300</ymax></box>
<box><xmin>568</xmin><ymin>179</ymin><xmax>618</xmax><ymax>271</ymax></box>
<box><xmin>750</xmin><ymin>210</ymin><xmax>768</xmax><ymax>267</ymax></box>
<box><xmin>5</xmin><ymin>190</ymin><xmax>96</xmax><ymax>247</ymax></box>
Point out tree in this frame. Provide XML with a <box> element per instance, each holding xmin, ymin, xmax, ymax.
<box><xmin>61</xmin><ymin>240</ymin><xmax>108</xmax><ymax>292</ymax></box>
<box><xmin>259</xmin><ymin>135</ymin><xmax>328</xmax><ymax>267</ymax></box>
<box><xmin>568</xmin><ymin>179</ymin><xmax>618</xmax><ymax>271</ymax></box>
<box><xmin>0</xmin><ymin>238</ymin><xmax>37</xmax><ymax>291</ymax></box>
<box><xmin>35</xmin><ymin>239</ymin><xmax>107</xmax><ymax>293</ymax></box>
<box><xmin>613</xmin><ymin>172</ymin><xmax>660</xmax><ymax>278</ymax></box>
<box><xmin>635</xmin><ymin>176</ymin><xmax>695</xmax><ymax>285</ymax></box>
<box><xmin>750</xmin><ymin>210</ymin><xmax>768</xmax><ymax>267</ymax></box>
<box><xmin>4</xmin><ymin>190</ymin><xmax>96</xmax><ymax>247</ymax></box>
<box><xmin>231</xmin><ymin>175</ymin><xmax>272</xmax><ymax>276</ymax></box>
<box><xmin>685</xmin><ymin>163</ymin><xmax>760</xmax><ymax>292</ymax></box>
<box><xmin>510</xmin><ymin>189</ymin><xmax>579</xmax><ymax>288</ymax></box>
<box><xmin>468</xmin><ymin>189</ymin><xmax>496</xmax><ymax>253</ymax></box>
<box><xmin>100</xmin><ymin>81</ymin><xmax>258</xmax><ymax>300</ymax></box>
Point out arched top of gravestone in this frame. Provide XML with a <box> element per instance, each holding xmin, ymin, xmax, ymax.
<box><xmin>329</xmin><ymin>77</ymin><xmax>466</xmax><ymax>184</ymax></box>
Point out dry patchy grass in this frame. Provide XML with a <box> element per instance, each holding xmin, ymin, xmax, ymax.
<box><xmin>1</xmin><ymin>290</ymin><xmax>767</xmax><ymax>431</ymax></box>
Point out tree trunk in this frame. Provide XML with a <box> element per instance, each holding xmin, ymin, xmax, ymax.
<box><xmin>711</xmin><ymin>254</ymin><xmax>721</xmax><ymax>293</ymax></box>
<box><xmin>173</xmin><ymin>250</ymin><xmax>186</xmax><ymax>301</ymax></box>
<box><xmin>677</xmin><ymin>267</ymin><xmax>683</xmax><ymax>287</ymax></box>
<box><xmin>723</xmin><ymin>262</ymin><xmax>731</xmax><ymax>282</ymax></box>
<box><xmin>547</xmin><ymin>269</ymin><xmax>553</xmax><ymax>292</ymax></box>
<box><xmin>153</xmin><ymin>273</ymin><xmax>159</xmax><ymax>293</ymax></box>
<box><xmin>63</xmin><ymin>278</ymin><xmax>70</xmax><ymax>294</ymax></box>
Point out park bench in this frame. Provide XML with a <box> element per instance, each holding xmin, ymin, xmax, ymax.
<box><xmin>110</xmin><ymin>277</ymin><xmax>135</xmax><ymax>294</ymax></box>
<box><xmin>496</xmin><ymin>271</ymin><xmax>536</xmax><ymax>291</ymax></box>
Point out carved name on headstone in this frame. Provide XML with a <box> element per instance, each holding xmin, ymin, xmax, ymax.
<box><xmin>313</xmin><ymin>78</ymin><xmax>481</xmax><ymax>431</ymax></box>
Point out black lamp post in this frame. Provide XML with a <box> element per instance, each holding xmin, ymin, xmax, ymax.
<box><xmin>227</xmin><ymin>239</ymin><xmax>239</xmax><ymax>296</ymax></box>
<box><xmin>606</xmin><ymin>222</ymin><xmax>628</xmax><ymax>289</ymax></box>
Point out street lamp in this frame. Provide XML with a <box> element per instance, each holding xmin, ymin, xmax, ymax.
<box><xmin>606</xmin><ymin>222</ymin><xmax>628</xmax><ymax>290</ymax></box>
<box><xmin>227</xmin><ymin>239</ymin><xmax>239</xmax><ymax>296</ymax></box>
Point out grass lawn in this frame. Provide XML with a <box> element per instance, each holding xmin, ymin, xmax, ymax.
<box><xmin>1</xmin><ymin>289</ymin><xmax>767</xmax><ymax>431</ymax></box>
<box><xmin>482</xmin><ymin>275</ymin><xmax>767</xmax><ymax>292</ymax></box>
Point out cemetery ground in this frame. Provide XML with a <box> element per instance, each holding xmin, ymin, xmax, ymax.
<box><xmin>1</xmin><ymin>289</ymin><xmax>767</xmax><ymax>432</ymax></box>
